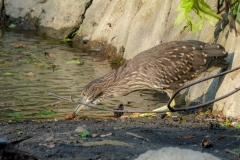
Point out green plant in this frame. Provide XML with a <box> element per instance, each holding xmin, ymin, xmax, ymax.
<box><xmin>175</xmin><ymin>0</ymin><xmax>240</xmax><ymax>35</ymax></box>
<box><xmin>175</xmin><ymin>0</ymin><xmax>221</xmax><ymax>33</ymax></box>
<box><xmin>71</xmin><ymin>24</ymin><xmax>84</xmax><ymax>37</ymax></box>
<box><xmin>219</xmin><ymin>119</ymin><xmax>231</xmax><ymax>127</ymax></box>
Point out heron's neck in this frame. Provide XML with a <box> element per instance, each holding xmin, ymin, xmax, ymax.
<box><xmin>99</xmin><ymin>64</ymin><xmax>151</xmax><ymax>96</ymax></box>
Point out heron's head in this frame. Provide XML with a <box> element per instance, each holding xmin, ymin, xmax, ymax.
<box><xmin>72</xmin><ymin>78</ymin><xmax>107</xmax><ymax>115</ymax></box>
<box><xmin>72</xmin><ymin>64</ymin><xmax>135</xmax><ymax>115</ymax></box>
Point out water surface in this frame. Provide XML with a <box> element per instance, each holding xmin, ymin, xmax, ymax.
<box><xmin>0</xmin><ymin>30</ymin><xmax>167</xmax><ymax>122</ymax></box>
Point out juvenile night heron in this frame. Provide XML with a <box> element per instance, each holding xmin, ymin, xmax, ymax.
<box><xmin>72</xmin><ymin>40</ymin><xmax>228</xmax><ymax>115</ymax></box>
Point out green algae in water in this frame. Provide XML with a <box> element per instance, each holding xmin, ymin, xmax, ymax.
<box><xmin>66</xmin><ymin>59</ymin><xmax>81</xmax><ymax>64</ymax></box>
<box><xmin>3</xmin><ymin>72</ymin><xmax>13</xmax><ymax>75</ymax></box>
<box><xmin>40</xmin><ymin>110</ymin><xmax>56</xmax><ymax>115</ymax></box>
<box><xmin>6</xmin><ymin>113</ymin><xmax>21</xmax><ymax>117</ymax></box>
<box><xmin>8</xmin><ymin>23</ymin><xmax>16</xmax><ymax>28</ymax></box>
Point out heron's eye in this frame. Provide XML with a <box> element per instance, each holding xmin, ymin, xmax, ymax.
<box><xmin>83</xmin><ymin>93</ymin><xmax>87</xmax><ymax>97</ymax></box>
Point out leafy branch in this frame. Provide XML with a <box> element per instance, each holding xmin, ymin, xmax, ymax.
<box><xmin>175</xmin><ymin>0</ymin><xmax>240</xmax><ymax>35</ymax></box>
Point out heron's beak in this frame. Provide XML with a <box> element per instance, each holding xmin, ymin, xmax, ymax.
<box><xmin>72</xmin><ymin>96</ymin><xmax>88</xmax><ymax>115</ymax></box>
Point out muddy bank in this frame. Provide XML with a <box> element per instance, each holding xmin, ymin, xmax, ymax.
<box><xmin>1</xmin><ymin>115</ymin><xmax>239</xmax><ymax>160</ymax></box>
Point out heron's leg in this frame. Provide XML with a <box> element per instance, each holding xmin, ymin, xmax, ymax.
<box><xmin>153</xmin><ymin>99</ymin><xmax>176</xmax><ymax>111</ymax></box>
<box><xmin>152</xmin><ymin>99</ymin><xmax>176</xmax><ymax>116</ymax></box>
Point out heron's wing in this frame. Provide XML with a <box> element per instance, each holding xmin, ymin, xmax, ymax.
<box><xmin>132</xmin><ymin>41</ymin><xmax>228</xmax><ymax>90</ymax></box>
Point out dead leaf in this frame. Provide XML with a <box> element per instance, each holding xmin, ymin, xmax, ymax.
<box><xmin>43</xmin><ymin>142</ymin><xmax>55</xmax><ymax>148</ymax></box>
<box><xmin>100</xmin><ymin>132</ymin><xmax>114</xmax><ymax>138</ymax></box>
<box><xmin>178</xmin><ymin>135</ymin><xmax>195</xmax><ymax>139</ymax></box>
<box><xmin>92</xmin><ymin>132</ymin><xmax>102</xmax><ymax>138</ymax></box>
<box><xmin>44</xmin><ymin>52</ymin><xmax>56</xmax><ymax>58</ymax></box>
<box><xmin>81</xmin><ymin>140</ymin><xmax>133</xmax><ymax>147</ymax></box>
<box><xmin>66</xmin><ymin>113</ymin><xmax>76</xmax><ymax>119</ymax></box>
<box><xmin>11</xmin><ymin>42</ymin><xmax>28</xmax><ymax>48</ymax></box>
<box><xmin>126</xmin><ymin>132</ymin><xmax>151</xmax><ymax>142</ymax></box>
<box><xmin>24</xmin><ymin>72</ymin><xmax>34</xmax><ymax>76</ymax></box>
<box><xmin>74</xmin><ymin>126</ymin><xmax>87</xmax><ymax>133</ymax></box>
<box><xmin>230</xmin><ymin>122</ymin><xmax>240</xmax><ymax>128</ymax></box>
<box><xmin>217</xmin><ymin>135</ymin><xmax>224</xmax><ymax>140</ymax></box>
<box><xmin>201</xmin><ymin>138</ymin><xmax>213</xmax><ymax>148</ymax></box>
<box><xmin>54</xmin><ymin>118</ymin><xmax>58</xmax><ymax>121</ymax></box>
<box><xmin>132</xmin><ymin>113</ymin><xmax>140</xmax><ymax>117</ymax></box>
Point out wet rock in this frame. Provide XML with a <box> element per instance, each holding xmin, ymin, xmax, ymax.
<box><xmin>0</xmin><ymin>138</ymin><xmax>38</xmax><ymax>160</ymax></box>
<box><xmin>5</xmin><ymin>0</ymin><xmax>91</xmax><ymax>39</ymax></box>
<box><xmin>135</xmin><ymin>147</ymin><xmax>220</xmax><ymax>160</ymax></box>
<box><xmin>83</xmin><ymin>36</ymin><xmax>90</xmax><ymax>44</ymax></box>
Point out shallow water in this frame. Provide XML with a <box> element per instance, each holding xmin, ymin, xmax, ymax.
<box><xmin>0</xmin><ymin>30</ymin><xmax>167</xmax><ymax>122</ymax></box>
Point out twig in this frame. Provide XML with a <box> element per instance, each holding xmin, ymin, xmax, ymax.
<box><xmin>26</xmin><ymin>52</ymin><xmax>49</xmax><ymax>66</ymax></box>
<box><xmin>218</xmin><ymin>0</ymin><xmax>238</xmax><ymax>14</ymax></box>
<box><xmin>203</xmin><ymin>118</ymin><xmax>224</xmax><ymax>122</ymax></box>
<box><xmin>225</xmin><ymin>148</ymin><xmax>240</xmax><ymax>158</ymax></box>
<box><xmin>70</xmin><ymin>95</ymin><xmax>75</xmax><ymax>102</ymax></box>
<box><xmin>47</xmin><ymin>92</ymin><xmax>168</xmax><ymax>114</ymax></box>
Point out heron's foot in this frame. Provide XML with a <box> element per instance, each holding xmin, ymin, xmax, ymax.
<box><xmin>153</xmin><ymin>104</ymin><xmax>172</xmax><ymax>117</ymax></box>
<box><xmin>139</xmin><ymin>113</ymin><xmax>156</xmax><ymax>117</ymax></box>
<box><xmin>139</xmin><ymin>105</ymin><xmax>171</xmax><ymax>117</ymax></box>
<box><xmin>140</xmin><ymin>100</ymin><xmax>176</xmax><ymax>117</ymax></box>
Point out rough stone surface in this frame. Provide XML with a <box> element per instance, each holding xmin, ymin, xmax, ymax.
<box><xmin>5</xmin><ymin>0</ymin><xmax>91</xmax><ymax>39</ymax></box>
<box><xmin>212</xmin><ymin>31</ymin><xmax>240</xmax><ymax>119</ymax></box>
<box><xmin>135</xmin><ymin>147</ymin><xmax>220</xmax><ymax>160</ymax></box>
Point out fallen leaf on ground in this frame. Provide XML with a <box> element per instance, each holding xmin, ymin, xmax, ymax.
<box><xmin>92</xmin><ymin>132</ymin><xmax>102</xmax><ymax>138</ymax></box>
<box><xmin>120</xmin><ymin>112</ymin><xmax>142</xmax><ymax>118</ymax></box>
<box><xmin>66</xmin><ymin>113</ymin><xmax>76</xmax><ymax>119</ymax></box>
<box><xmin>74</xmin><ymin>126</ymin><xmax>87</xmax><ymax>133</ymax></box>
<box><xmin>44</xmin><ymin>52</ymin><xmax>56</xmax><ymax>58</ymax></box>
<box><xmin>24</xmin><ymin>72</ymin><xmax>34</xmax><ymax>76</ymax></box>
<box><xmin>178</xmin><ymin>135</ymin><xmax>195</xmax><ymax>139</ymax></box>
<box><xmin>14</xmin><ymin>130</ymin><xmax>23</xmax><ymax>135</ymax></box>
<box><xmin>178</xmin><ymin>119</ymin><xmax>186</xmax><ymax>123</ymax></box>
<box><xmin>201</xmin><ymin>138</ymin><xmax>213</xmax><ymax>148</ymax></box>
<box><xmin>43</xmin><ymin>142</ymin><xmax>55</xmax><ymax>148</ymax></box>
<box><xmin>81</xmin><ymin>140</ymin><xmax>133</xmax><ymax>147</ymax></box>
<box><xmin>126</xmin><ymin>132</ymin><xmax>151</xmax><ymax>142</ymax></box>
<box><xmin>100</xmin><ymin>132</ymin><xmax>114</xmax><ymax>138</ymax></box>
<box><xmin>217</xmin><ymin>135</ymin><xmax>224</xmax><ymax>140</ymax></box>
<box><xmin>78</xmin><ymin>131</ymin><xmax>90</xmax><ymax>137</ymax></box>
<box><xmin>11</xmin><ymin>42</ymin><xmax>28</xmax><ymax>48</ymax></box>
<box><xmin>231</xmin><ymin>122</ymin><xmax>240</xmax><ymax>128</ymax></box>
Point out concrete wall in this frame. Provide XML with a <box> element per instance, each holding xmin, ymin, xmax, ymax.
<box><xmin>4</xmin><ymin>0</ymin><xmax>240</xmax><ymax>119</ymax></box>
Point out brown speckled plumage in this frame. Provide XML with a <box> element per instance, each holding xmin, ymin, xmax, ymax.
<box><xmin>73</xmin><ymin>40</ymin><xmax>228</xmax><ymax>114</ymax></box>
